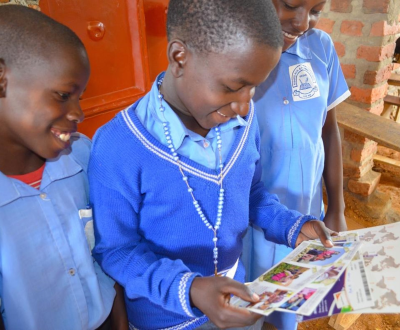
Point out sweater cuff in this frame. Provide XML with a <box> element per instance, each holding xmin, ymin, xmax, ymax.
<box><xmin>177</xmin><ymin>272</ymin><xmax>202</xmax><ymax>318</ymax></box>
<box><xmin>287</xmin><ymin>215</ymin><xmax>318</xmax><ymax>248</ymax></box>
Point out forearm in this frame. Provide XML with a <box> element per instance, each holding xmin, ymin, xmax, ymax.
<box><xmin>110</xmin><ymin>283</ymin><xmax>129</xmax><ymax>330</ymax></box>
<box><xmin>322</xmin><ymin>108</ymin><xmax>345</xmax><ymax>213</ymax></box>
<box><xmin>0</xmin><ymin>313</ymin><xmax>4</xmax><ymax>330</ymax></box>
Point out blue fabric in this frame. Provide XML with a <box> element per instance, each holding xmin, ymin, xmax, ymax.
<box><xmin>0</xmin><ymin>134</ymin><xmax>115</xmax><ymax>330</ymax></box>
<box><xmin>242</xmin><ymin>29</ymin><xmax>350</xmax><ymax>330</ymax></box>
<box><xmin>89</xmin><ymin>85</ymin><xmax>316</xmax><ymax>330</ymax></box>
<box><xmin>135</xmin><ymin>72</ymin><xmax>247</xmax><ymax>169</ymax></box>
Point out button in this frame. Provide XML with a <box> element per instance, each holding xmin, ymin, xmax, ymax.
<box><xmin>203</xmin><ymin>140</ymin><xmax>210</xmax><ymax>148</ymax></box>
<box><xmin>68</xmin><ymin>268</ymin><xmax>76</xmax><ymax>276</ymax></box>
<box><xmin>283</xmin><ymin>99</ymin><xmax>289</xmax><ymax>105</ymax></box>
<box><xmin>40</xmin><ymin>193</ymin><xmax>47</xmax><ymax>200</ymax></box>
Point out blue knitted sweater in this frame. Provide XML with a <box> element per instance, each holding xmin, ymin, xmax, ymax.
<box><xmin>89</xmin><ymin>100</ymin><xmax>315</xmax><ymax>330</ymax></box>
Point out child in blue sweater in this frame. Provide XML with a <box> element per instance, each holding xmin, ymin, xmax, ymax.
<box><xmin>89</xmin><ymin>0</ymin><xmax>335</xmax><ymax>329</ymax></box>
<box><xmin>0</xmin><ymin>6</ymin><xmax>127</xmax><ymax>330</ymax></box>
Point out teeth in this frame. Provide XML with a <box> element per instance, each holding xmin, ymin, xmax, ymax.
<box><xmin>283</xmin><ymin>31</ymin><xmax>297</xmax><ymax>39</ymax></box>
<box><xmin>58</xmin><ymin>133</ymin><xmax>70</xmax><ymax>142</ymax></box>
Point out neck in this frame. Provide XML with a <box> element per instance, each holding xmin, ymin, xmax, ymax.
<box><xmin>0</xmin><ymin>145</ymin><xmax>45</xmax><ymax>176</ymax></box>
<box><xmin>160</xmin><ymin>70</ymin><xmax>210</xmax><ymax>138</ymax></box>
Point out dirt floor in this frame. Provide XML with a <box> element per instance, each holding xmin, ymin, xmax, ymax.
<box><xmin>298</xmin><ymin>314</ymin><xmax>400</xmax><ymax>330</ymax></box>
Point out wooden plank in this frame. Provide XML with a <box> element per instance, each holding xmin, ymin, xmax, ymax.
<box><xmin>384</xmin><ymin>95</ymin><xmax>400</xmax><ymax>107</ymax></box>
<box><xmin>332</xmin><ymin>314</ymin><xmax>361</xmax><ymax>330</ymax></box>
<box><xmin>388</xmin><ymin>73</ymin><xmax>400</xmax><ymax>86</ymax></box>
<box><xmin>336</xmin><ymin>102</ymin><xmax>400</xmax><ymax>152</ymax></box>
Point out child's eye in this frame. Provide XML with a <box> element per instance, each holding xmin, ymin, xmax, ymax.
<box><xmin>283</xmin><ymin>2</ymin><xmax>296</xmax><ymax>10</ymax></box>
<box><xmin>224</xmin><ymin>85</ymin><xmax>242</xmax><ymax>93</ymax></box>
<box><xmin>56</xmin><ymin>92</ymin><xmax>71</xmax><ymax>101</ymax></box>
<box><xmin>311</xmin><ymin>9</ymin><xmax>322</xmax><ymax>15</ymax></box>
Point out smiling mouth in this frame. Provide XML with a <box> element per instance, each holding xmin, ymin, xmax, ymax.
<box><xmin>282</xmin><ymin>31</ymin><xmax>301</xmax><ymax>40</ymax></box>
<box><xmin>217</xmin><ymin>110</ymin><xmax>229</xmax><ymax>118</ymax></box>
<box><xmin>51</xmin><ymin>129</ymin><xmax>73</xmax><ymax>142</ymax></box>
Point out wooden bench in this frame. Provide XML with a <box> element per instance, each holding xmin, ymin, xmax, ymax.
<box><xmin>336</xmin><ymin>102</ymin><xmax>400</xmax><ymax>152</ymax></box>
<box><xmin>387</xmin><ymin>73</ymin><xmax>400</xmax><ymax>87</ymax></box>
<box><xmin>383</xmin><ymin>94</ymin><xmax>400</xmax><ymax>107</ymax></box>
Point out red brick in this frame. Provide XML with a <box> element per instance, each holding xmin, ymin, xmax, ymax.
<box><xmin>362</xmin><ymin>0</ymin><xmax>390</xmax><ymax>14</ymax></box>
<box><xmin>334</xmin><ymin>42</ymin><xmax>346</xmax><ymax>57</ymax></box>
<box><xmin>349</xmin><ymin>84</ymin><xmax>388</xmax><ymax>104</ymax></box>
<box><xmin>367</xmin><ymin>101</ymin><xmax>385</xmax><ymax>116</ymax></box>
<box><xmin>343</xmin><ymin>159</ymin><xmax>373</xmax><ymax>178</ymax></box>
<box><xmin>341</xmin><ymin>64</ymin><xmax>356</xmax><ymax>79</ymax></box>
<box><xmin>348</xmin><ymin>170</ymin><xmax>381</xmax><ymax>196</ymax></box>
<box><xmin>316</xmin><ymin>18</ymin><xmax>335</xmax><ymax>34</ymax></box>
<box><xmin>370</xmin><ymin>21</ymin><xmax>400</xmax><ymax>36</ymax></box>
<box><xmin>344</xmin><ymin>130</ymin><xmax>370</xmax><ymax>144</ymax></box>
<box><xmin>363</xmin><ymin>64</ymin><xmax>393</xmax><ymax>85</ymax></box>
<box><xmin>356</xmin><ymin>43</ymin><xmax>396</xmax><ymax>62</ymax></box>
<box><xmin>331</xmin><ymin>0</ymin><xmax>352</xmax><ymax>13</ymax></box>
<box><xmin>350</xmin><ymin>142</ymin><xmax>378</xmax><ymax>162</ymax></box>
<box><xmin>341</xmin><ymin>20</ymin><xmax>364</xmax><ymax>36</ymax></box>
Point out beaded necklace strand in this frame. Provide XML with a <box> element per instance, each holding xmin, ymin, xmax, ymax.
<box><xmin>157</xmin><ymin>79</ymin><xmax>224</xmax><ymax>276</ymax></box>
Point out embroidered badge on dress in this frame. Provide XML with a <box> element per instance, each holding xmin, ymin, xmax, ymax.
<box><xmin>289</xmin><ymin>62</ymin><xmax>320</xmax><ymax>101</ymax></box>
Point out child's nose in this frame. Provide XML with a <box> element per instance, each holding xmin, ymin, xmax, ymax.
<box><xmin>230</xmin><ymin>87</ymin><xmax>255</xmax><ymax>117</ymax></box>
<box><xmin>66</xmin><ymin>103</ymin><xmax>85</xmax><ymax>123</ymax></box>
<box><xmin>292</xmin><ymin>10</ymin><xmax>310</xmax><ymax>32</ymax></box>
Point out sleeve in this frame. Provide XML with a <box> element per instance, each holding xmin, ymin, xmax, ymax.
<box><xmin>248</xmin><ymin>120</ymin><xmax>317</xmax><ymax>247</ymax></box>
<box><xmin>321</xmin><ymin>31</ymin><xmax>351</xmax><ymax>110</ymax></box>
<box><xmin>88</xmin><ymin>123</ymin><xmax>202</xmax><ymax>319</ymax></box>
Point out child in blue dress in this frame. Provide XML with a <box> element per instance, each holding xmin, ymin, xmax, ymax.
<box><xmin>0</xmin><ymin>6</ymin><xmax>127</xmax><ymax>330</ymax></box>
<box><xmin>89</xmin><ymin>0</ymin><xmax>336</xmax><ymax>329</ymax></box>
<box><xmin>243</xmin><ymin>0</ymin><xmax>350</xmax><ymax>329</ymax></box>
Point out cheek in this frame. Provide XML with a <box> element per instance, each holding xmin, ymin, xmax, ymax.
<box><xmin>309</xmin><ymin>17</ymin><xmax>320</xmax><ymax>29</ymax></box>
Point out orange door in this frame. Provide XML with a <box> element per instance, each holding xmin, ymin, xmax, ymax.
<box><xmin>41</xmin><ymin>0</ymin><xmax>169</xmax><ymax>137</ymax></box>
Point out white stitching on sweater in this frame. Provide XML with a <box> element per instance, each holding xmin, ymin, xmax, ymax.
<box><xmin>288</xmin><ymin>215</ymin><xmax>305</xmax><ymax>248</ymax></box>
<box><xmin>121</xmin><ymin>100</ymin><xmax>254</xmax><ymax>185</ymax></box>
<box><xmin>178</xmin><ymin>273</ymin><xmax>194</xmax><ymax>318</ymax></box>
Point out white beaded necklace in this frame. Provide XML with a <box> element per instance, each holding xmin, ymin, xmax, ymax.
<box><xmin>157</xmin><ymin>78</ymin><xmax>225</xmax><ymax>276</ymax></box>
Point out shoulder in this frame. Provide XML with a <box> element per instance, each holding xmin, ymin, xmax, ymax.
<box><xmin>306</xmin><ymin>29</ymin><xmax>335</xmax><ymax>51</ymax></box>
<box><xmin>307</xmin><ymin>28</ymin><xmax>333</xmax><ymax>44</ymax></box>
<box><xmin>69</xmin><ymin>132</ymin><xmax>92</xmax><ymax>171</ymax></box>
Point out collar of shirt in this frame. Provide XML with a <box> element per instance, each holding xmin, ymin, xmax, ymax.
<box><xmin>0</xmin><ymin>149</ymin><xmax>83</xmax><ymax>207</ymax></box>
<box><xmin>284</xmin><ymin>30</ymin><xmax>312</xmax><ymax>60</ymax></box>
<box><xmin>147</xmin><ymin>72</ymin><xmax>248</xmax><ymax>151</ymax></box>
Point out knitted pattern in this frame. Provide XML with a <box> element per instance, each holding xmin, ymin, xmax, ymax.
<box><xmin>89</xmin><ymin>100</ymin><xmax>315</xmax><ymax>330</ymax></box>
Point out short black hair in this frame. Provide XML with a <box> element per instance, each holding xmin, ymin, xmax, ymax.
<box><xmin>167</xmin><ymin>0</ymin><xmax>283</xmax><ymax>53</ymax></box>
<box><xmin>0</xmin><ymin>5</ymin><xmax>86</xmax><ymax>69</ymax></box>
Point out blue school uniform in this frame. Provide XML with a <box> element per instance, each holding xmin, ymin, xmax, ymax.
<box><xmin>243</xmin><ymin>29</ymin><xmax>350</xmax><ymax>329</ymax></box>
<box><xmin>0</xmin><ymin>134</ymin><xmax>115</xmax><ymax>330</ymax></box>
<box><xmin>89</xmin><ymin>73</ymin><xmax>317</xmax><ymax>330</ymax></box>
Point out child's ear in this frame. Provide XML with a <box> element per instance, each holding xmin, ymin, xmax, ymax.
<box><xmin>167</xmin><ymin>39</ymin><xmax>188</xmax><ymax>78</ymax></box>
<box><xmin>0</xmin><ymin>59</ymin><xmax>7</xmax><ymax>98</ymax></box>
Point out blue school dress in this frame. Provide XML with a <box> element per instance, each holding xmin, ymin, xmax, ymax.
<box><xmin>243</xmin><ymin>29</ymin><xmax>350</xmax><ymax>329</ymax></box>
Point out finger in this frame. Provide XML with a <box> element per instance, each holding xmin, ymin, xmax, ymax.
<box><xmin>220</xmin><ymin>279</ymin><xmax>260</xmax><ymax>303</ymax></box>
<box><xmin>213</xmin><ymin>306</ymin><xmax>263</xmax><ymax>329</ymax></box>
<box><xmin>311</xmin><ymin>221</ymin><xmax>334</xmax><ymax>247</ymax></box>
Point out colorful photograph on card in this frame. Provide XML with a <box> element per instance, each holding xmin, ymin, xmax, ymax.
<box><xmin>293</xmin><ymin>244</ymin><xmax>345</xmax><ymax>266</ymax></box>
<box><xmin>259</xmin><ymin>262</ymin><xmax>309</xmax><ymax>287</ymax></box>
<box><xmin>313</xmin><ymin>265</ymin><xmax>344</xmax><ymax>285</ymax></box>
<box><xmin>279</xmin><ymin>287</ymin><xmax>317</xmax><ymax>312</ymax></box>
<box><xmin>247</xmin><ymin>288</ymin><xmax>291</xmax><ymax>312</ymax></box>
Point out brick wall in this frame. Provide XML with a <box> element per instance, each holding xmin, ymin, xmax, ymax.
<box><xmin>317</xmin><ymin>0</ymin><xmax>400</xmax><ymax>197</ymax></box>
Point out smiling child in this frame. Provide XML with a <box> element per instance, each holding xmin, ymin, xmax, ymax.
<box><xmin>88</xmin><ymin>0</ymin><xmax>335</xmax><ymax>329</ymax></box>
<box><xmin>0</xmin><ymin>6</ymin><xmax>126</xmax><ymax>330</ymax></box>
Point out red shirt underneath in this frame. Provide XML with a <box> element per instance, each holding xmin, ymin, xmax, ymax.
<box><xmin>8</xmin><ymin>164</ymin><xmax>45</xmax><ymax>189</ymax></box>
